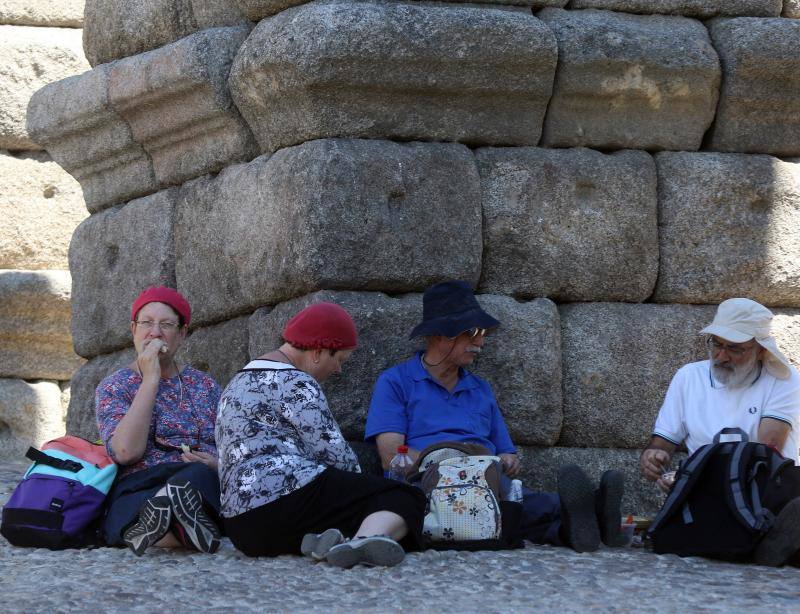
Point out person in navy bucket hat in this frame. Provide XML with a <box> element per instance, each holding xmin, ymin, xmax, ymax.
<box><xmin>366</xmin><ymin>280</ymin><xmax>628</xmax><ymax>552</ymax></box>
<box><xmin>409</xmin><ymin>280</ymin><xmax>500</xmax><ymax>339</ymax></box>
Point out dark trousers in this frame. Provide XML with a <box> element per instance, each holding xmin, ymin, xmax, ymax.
<box><xmin>103</xmin><ymin>462</ymin><xmax>221</xmax><ymax>546</ymax></box>
<box><xmin>498</xmin><ymin>474</ymin><xmax>562</xmax><ymax>545</ymax></box>
<box><xmin>224</xmin><ymin>467</ymin><xmax>426</xmax><ymax>557</ymax></box>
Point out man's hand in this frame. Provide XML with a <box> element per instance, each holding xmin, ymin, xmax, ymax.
<box><xmin>640</xmin><ymin>448</ymin><xmax>670</xmax><ymax>482</ymax></box>
<box><xmin>499</xmin><ymin>453</ymin><xmax>520</xmax><ymax>477</ymax></box>
<box><xmin>182</xmin><ymin>449</ymin><xmax>218</xmax><ymax>473</ymax></box>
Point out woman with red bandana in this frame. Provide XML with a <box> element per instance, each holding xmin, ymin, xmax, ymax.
<box><xmin>216</xmin><ymin>302</ymin><xmax>425</xmax><ymax>568</ymax></box>
<box><xmin>96</xmin><ymin>286</ymin><xmax>222</xmax><ymax>556</ymax></box>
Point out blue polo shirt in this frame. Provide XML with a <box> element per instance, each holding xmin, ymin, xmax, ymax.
<box><xmin>365</xmin><ymin>352</ymin><xmax>516</xmax><ymax>455</ymax></box>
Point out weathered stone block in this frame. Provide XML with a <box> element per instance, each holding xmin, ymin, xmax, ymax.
<box><xmin>653</xmin><ymin>153</ymin><xmax>800</xmax><ymax>306</ymax></box>
<box><xmin>66</xmin><ymin>347</ymin><xmax>135</xmax><ymax>441</ymax></box>
<box><xmin>83</xmin><ymin>0</ymin><xmax>247</xmax><ymax>66</ymax></box>
<box><xmin>249</xmin><ymin>290</ymin><xmax>562</xmax><ymax>446</ymax></box>
<box><xmin>785</xmin><ymin>0</ymin><xmax>800</xmax><ymax>17</ymax></box>
<box><xmin>234</xmin><ymin>0</ymin><xmax>567</xmax><ymax>21</ymax></box>
<box><xmin>229</xmin><ymin>1</ymin><xmax>558</xmax><ymax>153</ymax></box>
<box><xmin>559</xmin><ymin>302</ymin><xmax>715</xmax><ymax>449</ymax></box>
<box><xmin>772</xmin><ymin>310</ymin><xmax>800</xmax><ymax>371</ymax></box>
<box><xmin>176</xmin><ymin>139</ymin><xmax>482</xmax><ymax>326</ymax></box>
<box><xmin>27</xmin><ymin>64</ymin><xmax>157</xmax><ymax>212</ymax></box>
<box><xmin>567</xmin><ymin>0</ymin><xmax>781</xmax><ymax>17</ymax></box>
<box><xmin>0</xmin><ymin>379</ymin><xmax>66</xmax><ymax>461</ymax></box>
<box><xmin>69</xmin><ymin>190</ymin><xmax>176</xmax><ymax>358</ymax></box>
<box><xmin>177</xmin><ymin>316</ymin><xmax>250</xmax><ymax>388</ymax></box>
<box><xmin>477</xmin><ymin>147</ymin><xmax>658</xmax><ymax>302</ymax></box>
<box><xmin>706</xmin><ymin>18</ymin><xmax>800</xmax><ymax>157</ymax></box>
<box><xmin>0</xmin><ymin>270</ymin><xmax>84</xmax><ymax>380</ymax></box>
<box><xmin>107</xmin><ymin>26</ymin><xmax>257</xmax><ymax>189</ymax></box>
<box><xmin>539</xmin><ymin>9</ymin><xmax>720</xmax><ymax>151</ymax></box>
<box><xmin>0</xmin><ymin>0</ymin><xmax>84</xmax><ymax>27</ymax></box>
<box><xmin>517</xmin><ymin>446</ymin><xmax>685</xmax><ymax>516</ymax></box>
<box><xmin>0</xmin><ymin>151</ymin><xmax>87</xmax><ymax>270</ymax></box>
<box><xmin>28</xmin><ymin>26</ymin><xmax>257</xmax><ymax>212</ymax></box>
<box><xmin>0</xmin><ymin>25</ymin><xmax>88</xmax><ymax>151</ymax></box>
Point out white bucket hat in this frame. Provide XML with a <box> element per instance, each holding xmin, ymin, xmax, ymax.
<box><xmin>700</xmin><ymin>298</ymin><xmax>792</xmax><ymax>380</ymax></box>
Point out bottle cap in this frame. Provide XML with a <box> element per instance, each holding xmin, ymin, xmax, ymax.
<box><xmin>398</xmin><ymin>445</ymin><xmax>409</xmax><ymax>453</ymax></box>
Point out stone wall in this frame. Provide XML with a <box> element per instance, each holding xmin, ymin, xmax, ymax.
<box><xmin>29</xmin><ymin>0</ymin><xmax>800</xmax><ymax>513</ymax></box>
<box><xmin>0</xmin><ymin>0</ymin><xmax>88</xmax><ymax>458</ymax></box>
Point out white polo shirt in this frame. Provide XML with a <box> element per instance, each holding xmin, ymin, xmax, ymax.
<box><xmin>653</xmin><ymin>360</ymin><xmax>800</xmax><ymax>463</ymax></box>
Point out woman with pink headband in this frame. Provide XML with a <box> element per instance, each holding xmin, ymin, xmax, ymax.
<box><xmin>216</xmin><ymin>302</ymin><xmax>425</xmax><ymax>568</ymax></box>
<box><xmin>96</xmin><ymin>286</ymin><xmax>222</xmax><ymax>556</ymax></box>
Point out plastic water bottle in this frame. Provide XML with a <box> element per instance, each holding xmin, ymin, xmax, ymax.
<box><xmin>387</xmin><ymin>445</ymin><xmax>413</xmax><ymax>483</ymax></box>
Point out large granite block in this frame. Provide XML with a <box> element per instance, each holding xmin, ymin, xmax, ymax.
<box><xmin>477</xmin><ymin>147</ymin><xmax>658</xmax><ymax>302</ymax></box>
<box><xmin>107</xmin><ymin>26</ymin><xmax>257</xmax><ymax>189</ymax></box>
<box><xmin>249</xmin><ymin>290</ymin><xmax>562</xmax><ymax>446</ymax></box>
<box><xmin>0</xmin><ymin>270</ymin><xmax>84</xmax><ymax>380</ymax></box>
<box><xmin>0</xmin><ymin>151</ymin><xmax>87</xmax><ymax>270</ymax></box>
<box><xmin>0</xmin><ymin>379</ymin><xmax>66</xmax><ymax>461</ymax></box>
<box><xmin>567</xmin><ymin>0</ymin><xmax>781</xmax><ymax>17</ymax></box>
<box><xmin>69</xmin><ymin>190</ymin><xmax>176</xmax><ymax>358</ymax></box>
<box><xmin>559</xmin><ymin>303</ymin><xmax>714</xmax><ymax>449</ymax></box>
<box><xmin>1</xmin><ymin>25</ymin><xmax>88</xmax><ymax>151</ymax></box>
<box><xmin>177</xmin><ymin>316</ymin><xmax>251</xmax><ymax>388</ymax></box>
<box><xmin>27</xmin><ymin>64</ymin><xmax>158</xmax><ymax>212</ymax></box>
<box><xmin>66</xmin><ymin>347</ymin><xmax>135</xmax><ymax>441</ymax></box>
<box><xmin>706</xmin><ymin>18</ymin><xmax>800</xmax><ymax>157</ymax></box>
<box><xmin>229</xmin><ymin>1</ymin><xmax>558</xmax><ymax>153</ymax></box>
<box><xmin>83</xmin><ymin>0</ymin><xmax>247</xmax><ymax>66</ymax></box>
<box><xmin>653</xmin><ymin>153</ymin><xmax>800</xmax><ymax>306</ymax></box>
<box><xmin>786</xmin><ymin>1</ymin><xmax>800</xmax><ymax>17</ymax></box>
<box><xmin>517</xmin><ymin>446</ymin><xmax>684</xmax><ymax>516</ymax></box>
<box><xmin>0</xmin><ymin>0</ymin><xmax>84</xmax><ymax>27</ymax></box>
<box><xmin>176</xmin><ymin>139</ymin><xmax>482</xmax><ymax>326</ymax></box>
<box><xmin>234</xmin><ymin>0</ymin><xmax>567</xmax><ymax>21</ymax></box>
<box><xmin>28</xmin><ymin>27</ymin><xmax>257</xmax><ymax>212</ymax></box>
<box><xmin>539</xmin><ymin>9</ymin><xmax>720</xmax><ymax>151</ymax></box>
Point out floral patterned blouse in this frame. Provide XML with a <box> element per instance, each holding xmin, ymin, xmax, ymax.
<box><xmin>216</xmin><ymin>360</ymin><xmax>361</xmax><ymax>518</ymax></box>
<box><xmin>96</xmin><ymin>366</ymin><xmax>221</xmax><ymax>478</ymax></box>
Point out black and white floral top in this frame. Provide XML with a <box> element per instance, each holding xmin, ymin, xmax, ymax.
<box><xmin>216</xmin><ymin>359</ymin><xmax>361</xmax><ymax>518</ymax></box>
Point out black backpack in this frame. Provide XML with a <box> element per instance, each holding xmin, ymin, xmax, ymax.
<box><xmin>648</xmin><ymin>428</ymin><xmax>800</xmax><ymax>560</ymax></box>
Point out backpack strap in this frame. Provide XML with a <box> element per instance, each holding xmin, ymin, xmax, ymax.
<box><xmin>25</xmin><ymin>447</ymin><xmax>83</xmax><ymax>473</ymax></box>
<box><xmin>649</xmin><ymin>441</ymin><xmax>723</xmax><ymax>534</ymax></box>
<box><xmin>726</xmin><ymin>443</ymin><xmax>775</xmax><ymax>533</ymax></box>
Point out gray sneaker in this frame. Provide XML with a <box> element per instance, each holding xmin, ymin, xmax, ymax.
<box><xmin>300</xmin><ymin>528</ymin><xmax>345</xmax><ymax>560</ymax></box>
<box><xmin>123</xmin><ymin>496</ymin><xmax>172</xmax><ymax>557</ymax></box>
<box><xmin>166</xmin><ymin>479</ymin><xmax>221</xmax><ymax>554</ymax></box>
<box><xmin>325</xmin><ymin>535</ymin><xmax>405</xmax><ymax>568</ymax></box>
<box><xmin>558</xmin><ymin>464</ymin><xmax>601</xmax><ymax>553</ymax></box>
<box><xmin>754</xmin><ymin>497</ymin><xmax>800</xmax><ymax>567</ymax></box>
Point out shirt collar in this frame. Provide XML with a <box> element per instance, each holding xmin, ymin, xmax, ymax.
<box><xmin>411</xmin><ymin>351</ymin><xmax>480</xmax><ymax>391</ymax></box>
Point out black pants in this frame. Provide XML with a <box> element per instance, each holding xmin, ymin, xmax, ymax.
<box><xmin>224</xmin><ymin>468</ymin><xmax>426</xmax><ymax>557</ymax></box>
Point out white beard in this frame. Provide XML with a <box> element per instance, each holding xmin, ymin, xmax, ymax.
<box><xmin>710</xmin><ymin>351</ymin><xmax>760</xmax><ymax>389</ymax></box>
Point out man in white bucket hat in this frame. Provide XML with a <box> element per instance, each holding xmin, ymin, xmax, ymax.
<box><xmin>640</xmin><ymin>298</ymin><xmax>800</xmax><ymax>565</ymax></box>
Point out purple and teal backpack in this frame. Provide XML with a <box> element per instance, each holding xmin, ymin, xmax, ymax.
<box><xmin>1</xmin><ymin>436</ymin><xmax>117</xmax><ymax>549</ymax></box>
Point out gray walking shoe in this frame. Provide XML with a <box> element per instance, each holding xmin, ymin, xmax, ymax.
<box><xmin>301</xmin><ymin>528</ymin><xmax>345</xmax><ymax>560</ymax></box>
<box><xmin>325</xmin><ymin>535</ymin><xmax>405</xmax><ymax>568</ymax></box>
<box><xmin>123</xmin><ymin>496</ymin><xmax>172</xmax><ymax>557</ymax></box>
<box><xmin>166</xmin><ymin>479</ymin><xmax>221</xmax><ymax>554</ymax></box>
<box><xmin>558</xmin><ymin>464</ymin><xmax>601</xmax><ymax>553</ymax></box>
<box><xmin>596</xmin><ymin>470</ymin><xmax>626</xmax><ymax>547</ymax></box>
<box><xmin>754</xmin><ymin>497</ymin><xmax>800</xmax><ymax>567</ymax></box>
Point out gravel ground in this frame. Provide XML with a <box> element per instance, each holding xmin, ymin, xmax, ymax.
<box><xmin>1</xmin><ymin>462</ymin><xmax>799</xmax><ymax>613</ymax></box>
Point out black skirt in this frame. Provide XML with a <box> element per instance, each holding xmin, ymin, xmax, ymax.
<box><xmin>224</xmin><ymin>467</ymin><xmax>426</xmax><ymax>557</ymax></box>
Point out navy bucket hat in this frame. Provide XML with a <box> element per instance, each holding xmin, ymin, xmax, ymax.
<box><xmin>409</xmin><ymin>280</ymin><xmax>500</xmax><ymax>339</ymax></box>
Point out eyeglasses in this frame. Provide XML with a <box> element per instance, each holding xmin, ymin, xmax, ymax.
<box><xmin>449</xmin><ymin>328</ymin><xmax>486</xmax><ymax>340</ymax></box>
<box><xmin>706</xmin><ymin>336</ymin><xmax>756</xmax><ymax>358</ymax></box>
<box><xmin>134</xmin><ymin>319</ymin><xmax>180</xmax><ymax>332</ymax></box>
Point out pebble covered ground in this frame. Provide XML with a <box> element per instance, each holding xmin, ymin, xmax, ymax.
<box><xmin>1</xmin><ymin>462</ymin><xmax>799</xmax><ymax>613</ymax></box>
